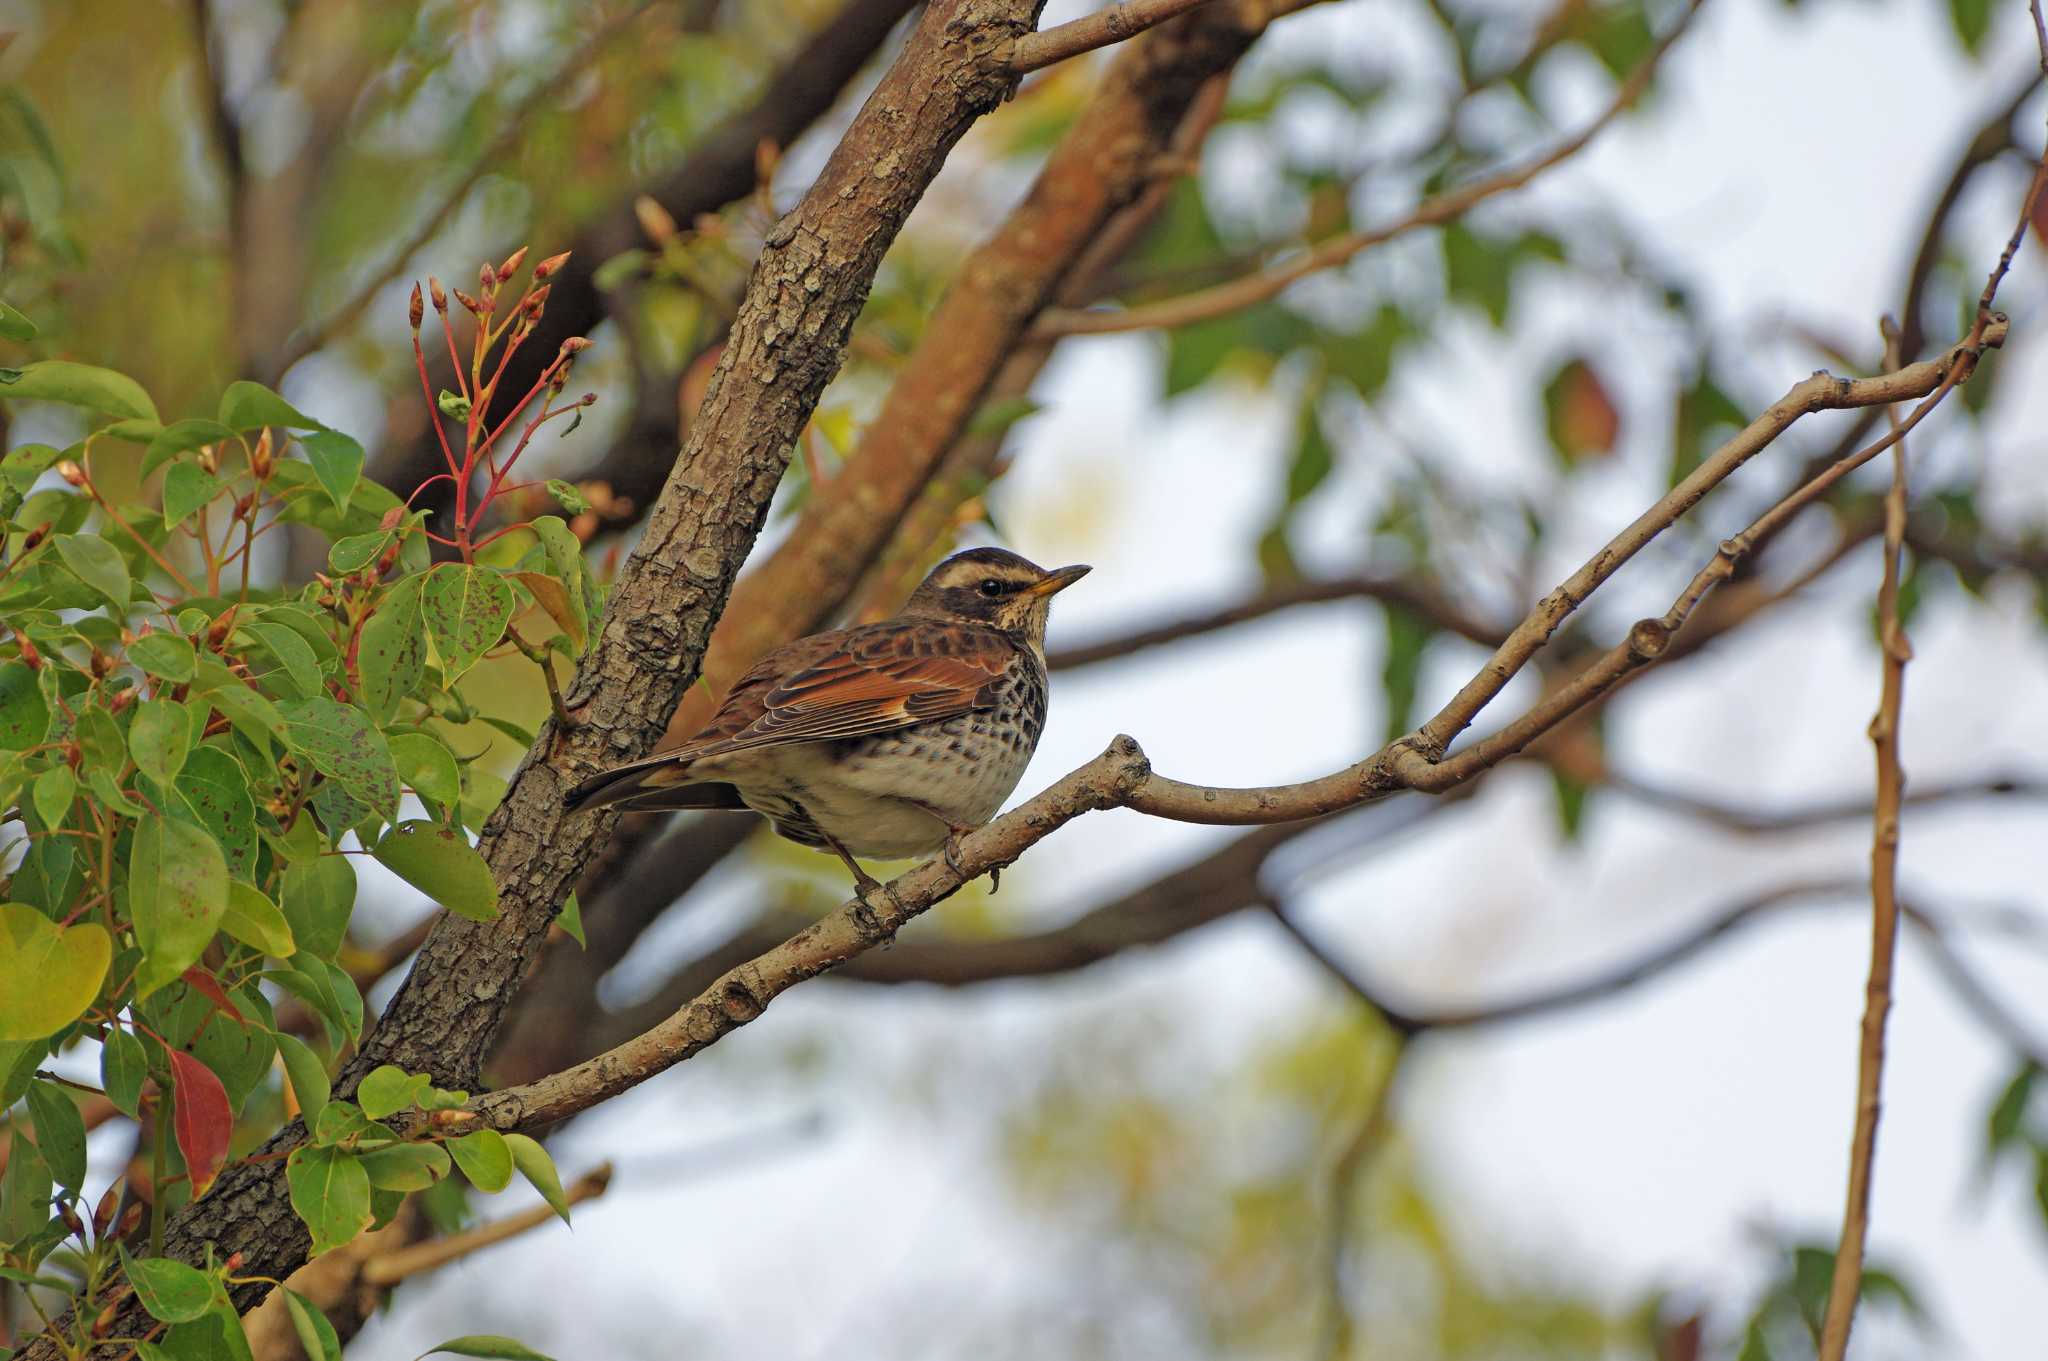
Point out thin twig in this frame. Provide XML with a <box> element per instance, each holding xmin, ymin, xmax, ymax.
<box><xmin>1813</xmin><ymin>323</ymin><xmax>1912</xmax><ymax>1361</ymax></box>
<box><xmin>359</xmin><ymin>1165</ymin><xmax>612</xmax><ymax>1286</ymax></box>
<box><xmin>1005</xmin><ymin>0</ymin><xmax>1214</xmax><ymax>73</ymax></box>
<box><xmin>1033</xmin><ymin>0</ymin><xmax>1700</xmax><ymax>336</ymax></box>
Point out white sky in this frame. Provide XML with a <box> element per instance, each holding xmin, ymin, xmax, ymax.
<box><xmin>354</xmin><ymin>0</ymin><xmax>2048</xmax><ymax>1357</ymax></box>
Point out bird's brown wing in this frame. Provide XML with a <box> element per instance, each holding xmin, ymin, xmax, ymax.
<box><xmin>562</xmin><ymin>621</ymin><xmax>1013</xmax><ymax>813</ymax></box>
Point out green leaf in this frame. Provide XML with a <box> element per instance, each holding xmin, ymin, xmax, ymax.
<box><xmin>357</xmin><ymin>574</ymin><xmax>427</xmax><ymax>722</ymax></box>
<box><xmin>0</xmin><ymin>905</ymin><xmax>111</xmax><ymax>1040</ymax></box>
<box><xmin>965</xmin><ymin>396</ymin><xmax>1043</xmax><ymax>437</ymax></box>
<box><xmin>195</xmin><ymin>673</ymin><xmax>288</xmax><ymax>747</ymax></box>
<box><xmin>448</xmin><ymin>1129</ymin><xmax>513</xmax><ymax>1192</ymax></box>
<box><xmin>356</xmin><ymin>1064</ymin><xmax>431</xmax><ymax>1120</ymax></box>
<box><xmin>1442</xmin><ymin>220</ymin><xmax>1515</xmax><ymax>327</ymax></box>
<box><xmin>421</xmin><ymin>563</ymin><xmax>517</xmax><ymax>681</ymax></box>
<box><xmin>160</xmin><ymin>463</ymin><xmax>225</xmax><ymax>529</ymax></box>
<box><xmin>279</xmin><ymin>855</ymin><xmax>356</xmax><ymax>960</ymax></box>
<box><xmin>372</xmin><ymin>822</ymin><xmax>499</xmax><ymax>920</ymax></box>
<box><xmin>543</xmin><ymin>478</ymin><xmax>589</xmax><ymax>514</ymax></box>
<box><xmin>358</xmin><ymin>1140</ymin><xmax>451</xmax><ymax>1192</ymax></box>
<box><xmin>287</xmin><ymin>1144</ymin><xmax>372</xmax><ymax>1256</ymax></box>
<box><xmin>118</xmin><ymin>1247</ymin><xmax>216</xmax><ymax>1323</ymax></box>
<box><xmin>555</xmin><ymin>892</ymin><xmax>585</xmax><ymax>948</ymax></box>
<box><xmin>282</xmin><ymin>1289</ymin><xmax>344</xmax><ymax>1361</ymax></box>
<box><xmin>137</xmin><ymin>980</ymin><xmax>276</xmax><ymax>1118</ymax></box>
<box><xmin>436</xmin><ymin>389</ymin><xmax>472</xmax><ymax>420</ymax></box>
<box><xmin>1948</xmin><ymin>0</ymin><xmax>1991</xmax><ymax>54</ymax></box>
<box><xmin>390</xmin><ymin>732</ymin><xmax>462</xmax><ymax>807</ymax></box>
<box><xmin>415</xmin><ymin>1338</ymin><xmax>557</xmax><ymax>1361</ymax></box>
<box><xmin>30</xmin><ymin>764</ymin><xmax>73</xmax><ymax>830</ymax></box>
<box><xmin>221</xmin><ymin>880</ymin><xmax>294</xmax><ymax>957</ymax></box>
<box><xmin>129</xmin><ymin>632</ymin><xmax>197</xmax><ymax>682</ymax></box>
<box><xmin>0</xmin><ymin>441</ymin><xmax>64</xmax><ymax>495</ymax></box>
<box><xmin>240</xmin><ymin>621</ymin><xmax>323</xmax><ymax>700</ymax></box>
<box><xmin>531</xmin><ymin>517</ymin><xmax>596</xmax><ymax>639</ymax></box>
<box><xmin>301</xmin><ymin>432</ymin><xmax>364</xmax><ymax>512</ymax></box>
<box><xmin>505</xmin><ymin>1133</ymin><xmax>573</xmax><ymax>1224</ymax></box>
<box><xmin>1987</xmin><ymin>1061</ymin><xmax>2038</xmax><ymax>1163</ymax></box>
<box><xmin>0</xmin><ymin>661</ymin><xmax>48</xmax><ymax>749</ymax></box>
<box><xmin>101</xmin><ymin>1027</ymin><xmax>149</xmax><ymax>1118</ymax></box>
<box><xmin>275</xmin><ymin>1031</ymin><xmax>331</xmax><ymax>1128</ymax></box>
<box><xmin>75</xmin><ymin>702</ymin><xmax>126</xmax><ymax>769</ymax></box>
<box><xmin>52</xmin><ymin>532</ymin><xmax>131</xmax><ymax>611</ymax></box>
<box><xmin>24</xmin><ymin>1080</ymin><xmax>85</xmax><ymax>1191</ymax></box>
<box><xmin>217</xmin><ymin>380</ymin><xmax>321</xmax><ymax>432</ymax></box>
<box><xmin>269</xmin><ymin>958</ymin><xmax>363</xmax><ymax>1046</ymax></box>
<box><xmin>0</xmin><ymin>1130</ymin><xmax>51</xmax><ymax>1246</ymax></box>
<box><xmin>0</xmin><ymin>360</ymin><xmax>158</xmax><ymax>421</ymax></box>
<box><xmin>328</xmin><ymin>530</ymin><xmax>391</xmax><ymax>574</ymax></box>
<box><xmin>129</xmin><ymin>813</ymin><xmax>230</xmax><ymax>999</ymax></box>
<box><xmin>279</xmin><ymin>697</ymin><xmax>401</xmax><ymax>820</ymax></box>
<box><xmin>175</xmin><ymin>746</ymin><xmax>259</xmax><ymax>881</ymax></box>
<box><xmin>131</xmin><ymin>698</ymin><xmax>193</xmax><ymax>784</ymax></box>
<box><xmin>0</xmin><ymin>299</ymin><xmax>37</xmax><ymax>341</ymax></box>
<box><xmin>1284</xmin><ymin>395</ymin><xmax>1334</xmax><ymax>507</ymax></box>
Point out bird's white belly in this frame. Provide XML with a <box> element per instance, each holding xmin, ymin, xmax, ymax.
<box><xmin>714</xmin><ymin>719</ymin><xmax>1037</xmax><ymax>861</ymax></box>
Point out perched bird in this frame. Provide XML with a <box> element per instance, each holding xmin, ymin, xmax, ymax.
<box><xmin>563</xmin><ymin>547</ymin><xmax>1090</xmax><ymax>896</ymax></box>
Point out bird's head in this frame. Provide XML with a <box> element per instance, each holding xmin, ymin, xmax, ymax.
<box><xmin>900</xmin><ymin>547</ymin><xmax>1091</xmax><ymax>643</ymax></box>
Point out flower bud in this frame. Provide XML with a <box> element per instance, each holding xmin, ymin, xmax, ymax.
<box><xmin>56</xmin><ymin>459</ymin><xmax>86</xmax><ymax>487</ymax></box>
<box><xmin>93</xmin><ymin>1184</ymin><xmax>120</xmax><ymax>1237</ymax></box>
<box><xmin>250</xmin><ymin>427</ymin><xmax>274</xmax><ymax>480</ymax></box>
<box><xmin>534</xmin><ymin>250</ymin><xmax>571</xmax><ymax>280</ymax></box>
<box><xmin>560</xmin><ymin>336</ymin><xmax>592</xmax><ymax>355</ymax></box>
<box><xmin>454</xmin><ymin>289</ymin><xmax>483</xmax><ymax>316</ymax></box>
<box><xmin>109</xmin><ymin>687</ymin><xmax>136</xmax><ymax>715</ymax></box>
<box><xmin>409</xmin><ymin>282</ymin><xmax>424</xmax><ymax>329</ymax></box>
<box><xmin>496</xmin><ymin>246</ymin><xmax>528</xmax><ymax>281</ymax></box>
<box><xmin>429</xmin><ymin>276</ymin><xmax>449</xmax><ymax>312</ymax></box>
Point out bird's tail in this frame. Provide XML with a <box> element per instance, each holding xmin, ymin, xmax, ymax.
<box><xmin>562</xmin><ymin>752</ymin><xmax>746</xmax><ymax>815</ymax></box>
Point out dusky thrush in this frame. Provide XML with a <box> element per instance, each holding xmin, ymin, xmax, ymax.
<box><xmin>563</xmin><ymin>547</ymin><xmax>1090</xmax><ymax>894</ymax></box>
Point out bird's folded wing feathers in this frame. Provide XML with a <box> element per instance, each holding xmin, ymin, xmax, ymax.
<box><xmin>563</xmin><ymin>622</ymin><xmax>1013</xmax><ymax>813</ymax></box>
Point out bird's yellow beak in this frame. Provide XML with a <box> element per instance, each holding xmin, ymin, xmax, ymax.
<box><xmin>1025</xmin><ymin>564</ymin><xmax>1092</xmax><ymax>598</ymax></box>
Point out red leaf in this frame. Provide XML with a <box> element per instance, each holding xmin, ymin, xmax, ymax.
<box><xmin>166</xmin><ymin>1050</ymin><xmax>232</xmax><ymax>1198</ymax></box>
<box><xmin>178</xmin><ymin>968</ymin><xmax>245</xmax><ymax>1025</ymax></box>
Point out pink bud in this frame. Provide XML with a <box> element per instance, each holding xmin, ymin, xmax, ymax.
<box><xmin>429</xmin><ymin>277</ymin><xmax>448</xmax><ymax>312</ymax></box>
<box><xmin>496</xmin><ymin>246</ymin><xmax>529</xmax><ymax>282</ymax></box>
<box><xmin>534</xmin><ymin>250</ymin><xmax>571</xmax><ymax>280</ymax></box>
<box><xmin>408</xmin><ymin>283</ymin><xmax>423</xmax><ymax>329</ymax></box>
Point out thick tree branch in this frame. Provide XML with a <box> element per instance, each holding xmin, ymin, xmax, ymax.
<box><xmin>1033</xmin><ymin>0</ymin><xmax>1700</xmax><ymax>337</ymax></box>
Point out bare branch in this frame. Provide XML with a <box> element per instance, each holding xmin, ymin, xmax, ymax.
<box><xmin>1817</xmin><ymin>319</ymin><xmax>1915</xmax><ymax>1361</ymax></box>
<box><xmin>1034</xmin><ymin>0</ymin><xmax>1702</xmax><ymax>337</ymax></box>
<box><xmin>1607</xmin><ymin>769</ymin><xmax>2047</xmax><ymax>834</ymax></box>
<box><xmin>359</xmin><ymin>1165</ymin><xmax>613</xmax><ymax>1287</ymax></box>
<box><xmin>1004</xmin><ymin>0</ymin><xmax>1215</xmax><ymax>72</ymax></box>
<box><xmin>1394</xmin><ymin>319</ymin><xmax>2007</xmax><ymax>785</ymax></box>
<box><xmin>1047</xmin><ymin>573</ymin><xmax>1505</xmax><ymax>669</ymax></box>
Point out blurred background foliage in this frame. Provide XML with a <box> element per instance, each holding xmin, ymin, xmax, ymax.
<box><xmin>1</xmin><ymin>0</ymin><xmax>2045</xmax><ymax>1356</ymax></box>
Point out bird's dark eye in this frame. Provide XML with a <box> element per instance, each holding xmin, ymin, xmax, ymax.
<box><xmin>978</xmin><ymin>578</ymin><xmax>1005</xmax><ymax>598</ymax></box>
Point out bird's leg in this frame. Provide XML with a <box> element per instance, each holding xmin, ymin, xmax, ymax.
<box><xmin>897</xmin><ymin>800</ymin><xmax>990</xmax><ymax>891</ymax></box>
<box><xmin>818</xmin><ymin>831</ymin><xmax>884</xmax><ymax>903</ymax></box>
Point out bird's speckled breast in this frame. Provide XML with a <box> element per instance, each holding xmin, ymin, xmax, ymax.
<box><xmin>706</xmin><ymin>650</ymin><xmax>1049</xmax><ymax>861</ymax></box>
